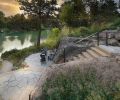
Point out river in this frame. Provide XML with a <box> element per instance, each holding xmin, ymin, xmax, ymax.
<box><xmin>0</xmin><ymin>31</ymin><xmax>49</xmax><ymax>56</ymax></box>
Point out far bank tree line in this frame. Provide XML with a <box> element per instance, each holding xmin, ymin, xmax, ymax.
<box><xmin>0</xmin><ymin>0</ymin><xmax>120</xmax><ymax>30</ymax></box>
<box><xmin>0</xmin><ymin>12</ymin><xmax>59</xmax><ymax>31</ymax></box>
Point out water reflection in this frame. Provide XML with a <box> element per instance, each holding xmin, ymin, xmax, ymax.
<box><xmin>0</xmin><ymin>31</ymin><xmax>48</xmax><ymax>56</ymax></box>
<box><xmin>2</xmin><ymin>35</ymin><xmax>33</xmax><ymax>53</ymax></box>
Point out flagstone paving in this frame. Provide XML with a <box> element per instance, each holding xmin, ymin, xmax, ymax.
<box><xmin>0</xmin><ymin>53</ymin><xmax>51</xmax><ymax>100</ymax></box>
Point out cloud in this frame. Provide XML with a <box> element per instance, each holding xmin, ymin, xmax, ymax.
<box><xmin>0</xmin><ymin>0</ymin><xmax>67</xmax><ymax>16</ymax></box>
<box><xmin>0</xmin><ymin>0</ymin><xmax>20</xmax><ymax>16</ymax></box>
<box><xmin>0</xmin><ymin>0</ymin><xmax>17</xmax><ymax>4</ymax></box>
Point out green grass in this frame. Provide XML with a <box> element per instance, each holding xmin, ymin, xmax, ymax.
<box><xmin>1</xmin><ymin>46</ymin><xmax>42</xmax><ymax>69</ymax></box>
<box><xmin>110</xmin><ymin>18</ymin><xmax>120</xmax><ymax>29</ymax></box>
<box><xmin>69</xmin><ymin>27</ymin><xmax>91</xmax><ymax>37</ymax></box>
<box><xmin>0</xmin><ymin>61</ymin><xmax>2</xmax><ymax>69</ymax></box>
<box><xmin>38</xmin><ymin>67</ymin><xmax>120</xmax><ymax>100</ymax></box>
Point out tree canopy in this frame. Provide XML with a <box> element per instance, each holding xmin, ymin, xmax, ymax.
<box><xmin>60</xmin><ymin>0</ymin><xmax>88</xmax><ymax>27</ymax></box>
<box><xmin>17</xmin><ymin>0</ymin><xmax>59</xmax><ymax>45</ymax></box>
<box><xmin>0</xmin><ymin>0</ymin><xmax>119</xmax><ymax>30</ymax></box>
<box><xmin>60</xmin><ymin>0</ymin><xmax>119</xmax><ymax>26</ymax></box>
<box><xmin>0</xmin><ymin>11</ymin><xmax>5</xmax><ymax>28</ymax></box>
<box><xmin>17</xmin><ymin>0</ymin><xmax>58</xmax><ymax>25</ymax></box>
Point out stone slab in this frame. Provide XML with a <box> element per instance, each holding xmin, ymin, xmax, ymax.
<box><xmin>99</xmin><ymin>45</ymin><xmax>120</xmax><ymax>55</ymax></box>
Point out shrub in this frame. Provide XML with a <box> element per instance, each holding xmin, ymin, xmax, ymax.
<box><xmin>1</xmin><ymin>49</ymin><xmax>19</xmax><ymax>60</ymax></box>
<box><xmin>90</xmin><ymin>23</ymin><xmax>101</xmax><ymax>33</ymax></box>
<box><xmin>45</xmin><ymin>28</ymin><xmax>61</xmax><ymax>49</ymax></box>
<box><xmin>111</xmin><ymin>18</ymin><xmax>120</xmax><ymax>28</ymax></box>
<box><xmin>1</xmin><ymin>46</ymin><xmax>42</xmax><ymax>68</ymax></box>
<box><xmin>69</xmin><ymin>27</ymin><xmax>91</xmax><ymax>37</ymax></box>
<box><xmin>78</xmin><ymin>27</ymin><xmax>91</xmax><ymax>36</ymax></box>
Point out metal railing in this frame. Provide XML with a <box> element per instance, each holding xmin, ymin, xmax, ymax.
<box><xmin>74</xmin><ymin>30</ymin><xmax>110</xmax><ymax>46</ymax></box>
<box><xmin>74</xmin><ymin>32</ymin><xmax>97</xmax><ymax>44</ymax></box>
<box><xmin>54</xmin><ymin>29</ymin><xmax>113</xmax><ymax>63</ymax></box>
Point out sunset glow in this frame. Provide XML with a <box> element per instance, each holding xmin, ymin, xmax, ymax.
<box><xmin>0</xmin><ymin>0</ymin><xmax>64</xmax><ymax>16</ymax></box>
<box><xmin>0</xmin><ymin>0</ymin><xmax>20</xmax><ymax>16</ymax></box>
<box><xmin>0</xmin><ymin>0</ymin><xmax>119</xmax><ymax>16</ymax></box>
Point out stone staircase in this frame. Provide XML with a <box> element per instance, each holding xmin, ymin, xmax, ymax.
<box><xmin>69</xmin><ymin>46</ymin><xmax>113</xmax><ymax>62</ymax></box>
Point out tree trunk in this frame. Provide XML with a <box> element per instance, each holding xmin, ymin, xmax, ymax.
<box><xmin>37</xmin><ymin>29</ymin><xmax>41</xmax><ymax>46</ymax></box>
<box><xmin>37</xmin><ymin>13</ymin><xmax>42</xmax><ymax>46</ymax></box>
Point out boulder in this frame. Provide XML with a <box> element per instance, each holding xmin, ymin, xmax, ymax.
<box><xmin>115</xmin><ymin>32</ymin><xmax>120</xmax><ymax>40</ymax></box>
<box><xmin>109</xmin><ymin>39</ymin><xmax>118</xmax><ymax>46</ymax></box>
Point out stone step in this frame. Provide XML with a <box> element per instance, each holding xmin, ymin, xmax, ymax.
<box><xmin>91</xmin><ymin>47</ymin><xmax>110</xmax><ymax>57</ymax></box>
<box><xmin>97</xmin><ymin>46</ymin><xmax>112</xmax><ymax>56</ymax></box>
<box><xmin>68</xmin><ymin>59</ymin><xmax>73</xmax><ymax>62</ymax></box>
<box><xmin>99</xmin><ymin>45</ymin><xmax>120</xmax><ymax>56</ymax></box>
<box><xmin>78</xmin><ymin>54</ymin><xmax>86</xmax><ymax>61</ymax></box>
<box><xmin>68</xmin><ymin>56</ymin><xmax>76</xmax><ymax>61</ymax></box>
<box><xmin>87</xmin><ymin>50</ymin><xmax>100</xmax><ymax>58</ymax></box>
<box><xmin>73</xmin><ymin>57</ymin><xmax>79</xmax><ymax>60</ymax></box>
<box><xmin>82</xmin><ymin>52</ymin><xmax>93</xmax><ymax>59</ymax></box>
<box><xmin>78</xmin><ymin>54</ymin><xmax>86</xmax><ymax>60</ymax></box>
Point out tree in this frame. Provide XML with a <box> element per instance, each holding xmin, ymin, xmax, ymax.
<box><xmin>101</xmin><ymin>0</ymin><xmax>118</xmax><ymax>16</ymax></box>
<box><xmin>0</xmin><ymin>11</ymin><xmax>5</xmax><ymax>28</ymax></box>
<box><xmin>83</xmin><ymin>0</ymin><xmax>118</xmax><ymax>19</ymax></box>
<box><xmin>0</xmin><ymin>11</ymin><xmax>4</xmax><ymax>20</ymax></box>
<box><xmin>89</xmin><ymin>1</ymin><xmax>99</xmax><ymax>20</ymax></box>
<box><xmin>60</xmin><ymin>0</ymin><xmax>88</xmax><ymax>26</ymax></box>
<box><xmin>17</xmin><ymin>0</ymin><xmax>58</xmax><ymax>46</ymax></box>
<box><xmin>60</xmin><ymin>3</ymin><xmax>74</xmax><ymax>25</ymax></box>
<box><xmin>7</xmin><ymin>14</ymin><xmax>26</xmax><ymax>30</ymax></box>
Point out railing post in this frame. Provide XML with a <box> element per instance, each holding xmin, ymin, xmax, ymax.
<box><xmin>29</xmin><ymin>92</ymin><xmax>33</xmax><ymax>100</ymax></box>
<box><xmin>97</xmin><ymin>32</ymin><xmax>100</xmax><ymax>46</ymax></box>
<box><xmin>29</xmin><ymin>94</ymin><xmax>31</xmax><ymax>100</ymax></box>
<box><xmin>105</xmin><ymin>32</ymin><xmax>108</xmax><ymax>46</ymax></box>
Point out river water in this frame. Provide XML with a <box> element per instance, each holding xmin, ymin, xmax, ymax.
<box><xmin>0</xmin><ymin>31</ymin><xmax>49</xmax><ymax>56</ymax></box>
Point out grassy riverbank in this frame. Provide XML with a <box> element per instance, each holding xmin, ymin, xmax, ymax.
<box><xmin>1</xmin><ymin>46</ymin><xmax>41</xmax><ymax>69</ymax></box>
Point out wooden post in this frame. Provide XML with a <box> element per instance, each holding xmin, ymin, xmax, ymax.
<box><xmin>29</xmin><ymin>94</ymin><xmax>31</xmax><ymax>100</ymax></box>
<box><xmin>106</xmin><ymin>32</ymin><xmax>108</xmax><ymax>46</ymax></box>
<box><xmin>97</xmin><ymin>32</ymin><xmax>100</xmax><ymax>46</ymax></box>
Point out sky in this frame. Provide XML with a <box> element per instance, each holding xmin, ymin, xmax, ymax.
<box><xmin>0</xmin><ymin>0</ymin><xmax>65</xmax><ymax>16</ymax></box>
<box><xmin>0</xmin><ymin>0</ymin><xmax>21</xmax><ymax>16</ymax></box>
<box><xmin>0</xmin><ymin>0</ymin><xmax>119</xmax><ymax>16</ymax></box>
